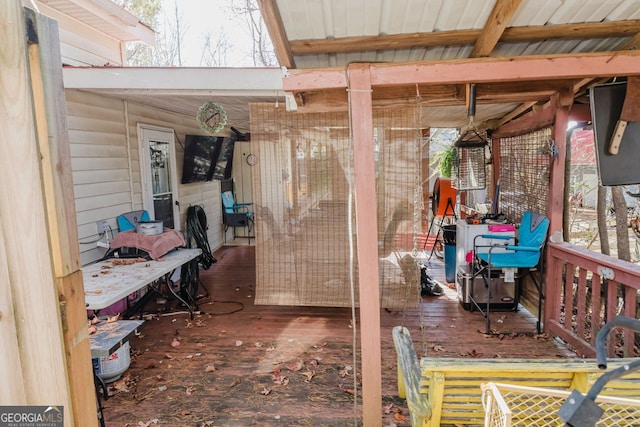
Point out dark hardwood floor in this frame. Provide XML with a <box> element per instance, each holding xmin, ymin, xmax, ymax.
<box><xmin>100</xmin><ymin>245</ymin><xmax>576</xmax><ymax>427</ymax></box>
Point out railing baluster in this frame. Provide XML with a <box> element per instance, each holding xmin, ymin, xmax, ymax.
<box><xmin>623</xmin><ymin>286</ymin><xmax>637</xmax><ymax>357</ymax></box>
<box><xmin>576</xmin><ymin>268</ymin><xmax>588</xmax><ymax>341</ymax></box>
<box><xmin>607</xmin><ymin>281</ymin><xmax>618</xmax><ymax>358</ymax></box>
<box><xmin>591</xmin><ymin>272</ymin><xmax>602</xmax><ymax>348</ymax></box>
<box><xmin>565</xmin><ymin>263</ymin><xmax>576</xmax><ymax>332</ymax></box>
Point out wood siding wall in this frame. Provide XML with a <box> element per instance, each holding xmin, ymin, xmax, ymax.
<box><xmin>65</xmin><ymin>90</ymin><xmax>224</xmax><ymax>265</ymax></box>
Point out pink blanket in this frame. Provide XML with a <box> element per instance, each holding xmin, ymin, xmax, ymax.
<box><xmin>109</xmin><ymin>229</ymin><xmax>186</xmax><ymax>260</ymax></box>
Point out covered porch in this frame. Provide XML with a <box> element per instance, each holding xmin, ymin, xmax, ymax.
<box><xmin>99</xmin><ymin>245</ymin><xmax>580</xmax><ymax>426</ymax></box>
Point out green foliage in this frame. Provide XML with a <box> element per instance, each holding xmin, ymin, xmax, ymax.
<box><xmin>433</xmin><ymin>146</ymin><xmax>458</xmax><ymax>178</ymax></box>
<box><xmin>116</xmin><ymin>0</ymin><xmax>161</xmax><ymax>28</ymax></box>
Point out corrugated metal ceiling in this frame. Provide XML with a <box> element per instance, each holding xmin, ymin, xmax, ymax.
<box><xmin>276</xmin><ymin>0</ymin><xmax>640</xmax><ymax>69</ymax></box>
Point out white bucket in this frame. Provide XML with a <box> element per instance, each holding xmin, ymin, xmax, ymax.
<box><xmin>93</xmin><ymin>341</ymin><xmax>131</xmax><ymax>383</ymax></box>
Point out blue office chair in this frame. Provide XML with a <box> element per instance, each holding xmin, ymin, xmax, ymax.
<box><xmin>471</xmin><ymin>211</ymin><xmax>550</xmax><ymax>334</ymax></box>
<box><xmin>221</xmin><ymin>181</ymin><xmax>254</xmax><ymax>243</ymax></box>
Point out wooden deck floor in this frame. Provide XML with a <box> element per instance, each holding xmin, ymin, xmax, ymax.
<box><xmin>101</xmin><ymin>245</ymin><xmax>576</xmax><ymax>427</ymax></box>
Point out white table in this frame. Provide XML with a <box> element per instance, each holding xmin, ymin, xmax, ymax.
<box><xmin>83</xmin><ymin>248</ymin><xmax>202</xmax><ymax>315</ymax></box>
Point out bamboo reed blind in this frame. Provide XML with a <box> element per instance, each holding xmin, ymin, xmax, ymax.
<box><xmin>249</xmin><ymin>104</ymin><xmax>421</xmax><ymax>308</ymax></box>
<box><xmin>498</xmin><ymin>128</ymin><xmax>553</xmax><ymax>223</ymax></box>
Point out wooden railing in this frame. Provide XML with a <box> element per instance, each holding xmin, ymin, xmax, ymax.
<box><xmin>545</xmin><ymin>242</ymin><xmax>640</xmax><ymax>358</ymax></box>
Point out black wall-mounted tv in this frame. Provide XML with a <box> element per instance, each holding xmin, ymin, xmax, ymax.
<box><xmin>181</xmin><ymin>135</ymin><xmax>237</xmax><ymax>183</ymax></box>
<box><xmin>181</xmin><ymin>135</ymin><xmax>223</xmax><ymax>184</ymax></box>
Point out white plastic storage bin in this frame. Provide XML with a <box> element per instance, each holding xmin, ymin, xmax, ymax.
<box><xmin>92</xmin><ymin>341</ymin><xmax>131</xmax><ymax>383</ymax></box>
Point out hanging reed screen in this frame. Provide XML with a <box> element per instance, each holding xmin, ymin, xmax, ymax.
<box><xmin>498</xmin><ymin>128</ymin><xmax>553</xmax><ymax>223</ymax></box>
<box><xmin>249</xmin><ymin>104</ymin><xmax>421</xmax><ymax>308</ymax></box>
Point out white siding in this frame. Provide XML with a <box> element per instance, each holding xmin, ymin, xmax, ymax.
<box><xmin>36</xmin><ymin>3</ymin><xmax>123</xmax><ymax>66</ymax></box>
<box><xmin>66</xmin><ymin>90</ymin><xmax>225</xmax><ymax>265</ymax></box>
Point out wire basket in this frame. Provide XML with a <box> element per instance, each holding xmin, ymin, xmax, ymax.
<box><xmin>454</xmin><ymin>146</ymin><xmax>486</xmax><ymax>190</ymax></box>
<box><xmin>481</xmin><ymin>382</ymin><xmax>640</xmax><ymax>427</ymax></box>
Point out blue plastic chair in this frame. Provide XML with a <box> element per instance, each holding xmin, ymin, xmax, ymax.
<box><xmin>471</xmin><ymin>211</ymin><xmax>550</xmax><ymax>334</ymax></box>
<box><xmin>117</xmin><ymin>210</ymin><xmax>150</xmax><ymax>231</ymax></box>
<box><xmin>221</xmin><ymin>190</ymin><xmax>254</xmax><ymax>242</ymax></box>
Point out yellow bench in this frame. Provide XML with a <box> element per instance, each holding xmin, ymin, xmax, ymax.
<box><xmin>392</xmin><ymin>326</ymin><xmax>640</xmax><ymax>427</ymax></box>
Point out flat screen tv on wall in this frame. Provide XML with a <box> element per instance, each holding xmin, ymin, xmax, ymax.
<box><xmin>181</xmin><ymin>135</ymin><xmax>223</xmax><ymax>184</ymax></box>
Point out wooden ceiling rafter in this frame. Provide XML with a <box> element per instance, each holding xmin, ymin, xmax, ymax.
<box><xmin>257</xmin><ymin>0</ymin><xmax>295</xmax><ymax>68</ymax></box>
<box><xmin>471</xmin><ymin>0</ymin><xmax>522</xmax><ymax>58</ymax></box>
<box><xmin>287</xmin><ymin>19</ymin><xmax>640</xmax><ymax>57</ymax></box>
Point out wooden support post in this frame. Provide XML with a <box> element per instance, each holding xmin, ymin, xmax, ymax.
<box><xmin>543</xmin><ymin>96</ymin><xmax>569</xmax><ymax>333</ymax></box>
<box><xmin>0</xmin><ymin>0</ymin><xmax>72</xmax><ymax>409</ymax></box>
<box><xmin>348</xmin><ymin>63</ymin><xmax>382</xmax><ymax>426</ymax></box>
<box><xmin>0</xmin><ymin>3</ymin><xmax>96</xmax><ymax>425</ymax></box>
<box><xmin>25</xmin><ymin>7</ymin><xmax>97</xmax><ymax>426</ymax></box>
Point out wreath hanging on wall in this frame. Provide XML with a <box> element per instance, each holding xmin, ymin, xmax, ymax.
<box><xmin>196</xmin><ymin>102</ymin><xmax>227</xmax><ymax>134</ymax></box>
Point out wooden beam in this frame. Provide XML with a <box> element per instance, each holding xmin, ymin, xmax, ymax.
<box><xmin>0</xmin><ymin>0</ymin><xmax>72</xmax><ymax>410</ymax></box>
<box><xmin>283</xmin><ymin>51</ymin><xmax>640</xmax><ymax>92</ymax></box>
<box><xmin>26</xmin><ymin>8</ymin><xmax>97</xmax><ymax>426</ymax></box>
<box><xmin>370</xmin><ymin>51</ymin><xmax>640</xmax><ymax>87</ymax></box>
<box><xmin>289</xmin><ymin>19</ymin><xmax>640</xmax><ymax>56</ymax></box>
<box><xmin>257</xmin><ymin>0</ymin><xmax>295</xmax><ymax>68</ymax></box>
<box><xmin>492</xmin><ymin>97</ymin><xmax>557</xmax><ymax>138</ymax></box>
<box><xmin>348</xmin><ymin>63</ymin><xmax>382</xmax><ymax>426</ymax></box>
<box><xmin>471</xmin><ymin>0</ymin><xmax>522</xmax><ymax>58</ymax></box>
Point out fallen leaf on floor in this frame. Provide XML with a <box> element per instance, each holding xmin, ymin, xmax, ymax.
<box><xmin>107</xmin><ymin>314</ymin><xmax>120</xmax><ymax>323</ymax></box>
<box><xmin>235</xmin><ymin>340</ymin><xmax>243</xmax><ymax>347</ymax></box>
<box><xmin>343</xmin><ymin>388</ymin><xmax>355</xmax><ymax>395</ymax></box>
<box><xmin>158</xmin><ymin>385</ymin><xmax>167</xmax><ymax>392</ymax></box>
<box><xmin>308</xmin><ymin>358</ymin><xmax>320</xmax><ymax>367</ymax></box>
<box><xmin>432</xmin><ymin>345</ymin><xmax>445</xmax><ymax>352</ymax></box>
<box><xmin>171</xmin><ymin>338</ymin><xmax>181</xmax><ymax>347</ymax></box>
<box><xmin>338</xmin><ymin>369</ymin><xmax>350</xmax><ymax>378</ymax></box>
<box><xmin>266</xmin><ymin>345</ymin><xmax>276</xmax><ymax>352</ymax></box>
<box><xmin>255</xmin><ymin>342</ymin><xmax>263</xmax><ymax>347</ymax></box>
<box><xmin>287</xmin><ymin>359</ymin><xmax>304</xmax><ymax>372</ymax></box>
<box><xmin>196</xmin><ymin>342</ymin><xmax>205</xmax><ymax>348</ymax></box>
<box><xmin>219</xmin><ymin>329</ymin><xmax>228</xmax><ymax>334</ymax></box>
<box><xmin>229</xmin><ymin>378</ymin><xmax>241</xmax><ymax>388</ymax></box>
<box><xmin>394</xmin><ymin>412</ymin><xmax>406</xmax><ymax>421</ymax></box>
<box><xmin>137</xmin><ymin>418</ymin><xmax>159</xmax><ymax>426</ymax></box>
<box><xmin>186</xmin><ymin>386</ymin><xmax>195</xmax><ymax>395</ymax></box>
<box><xmin>302</xmin><ymin>369</ymin><xmax>315</xmax><ymax>383</ymax></box>
<box><xmin>271</xmin><ymin>368</ymin><xmax>280</xmax><ymax>376</ymax></box>
<box><xmin>383</xmin><ymin>403</ymin><xmax>394</xmax><ymax>415</ymax></box>
<box><xmin>164</xmin><ymin>353</ymin><xmax>174</xmax><ymax>359</ymax></box>
<box><xmin>89</xmin><ymin>316</ymin><xmax>100</xmax><ymax>325</ymax></box>
<box><xmin>180</xmin><ymin>410</ymin><xmax>191</xmax><ymax>416</ymax></box>
<box><xmin>185</xmin><ymin>321</ymin><xmax>194</xmax><ymax>328</ymax></box>
<box><xmin>260</xmin><ymin>387</ymin><xmax>272</xmax><ymax>395</ymax></box>
<box><xmin>205</xmin><ymin>365</ymin><xmax>216</xmax><ymax>372</ymax></box>
<box><xmin>459</xmin><ymin>349</ymin><xmax>483</xmax><ymax>358</ymax></box>
<box><xmin>156</xmin><ymin>375</ymin><xmax>165</xmax><ymax>381</ymax></box>
<box><xmin>272</xmin><ymin>375</ymin><xmax>289</xmax><ymax>386</ymax></box>
<box><xmin>110</xmin><ymin>374</ymin><xmax>130</xmax><ymax>394</ymax></box>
